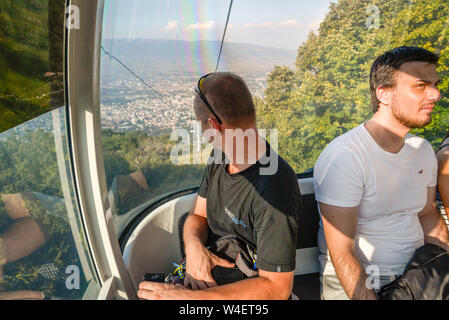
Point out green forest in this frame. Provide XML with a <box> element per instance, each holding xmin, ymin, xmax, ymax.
<box><xmin>256</xmin><ymin>0</ymin><xmax>449</xmax><ymax>173</ymax></box>
<box><xmin>0</xmin><ymin>0</ymin><xmax>64</xmax><ymax>133</ymax></box>
<box><xmin>101</xmin><ymin>129</ymin><xmax>205</xmax><ymax>216</ymax></box>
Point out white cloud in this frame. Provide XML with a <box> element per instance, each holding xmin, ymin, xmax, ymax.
<box><xmin>279</xmin><ymin>19</ymin><xmax>299</xmax><ymax>26</ymax></box>
<box><xmin>165</xmin><ymin>20</ymin><xmax>178</xmax><ymax>31</ymax></box>
<box><xmin>243</xmin><ymin>22</ymin><xmax>275</xmax><ymax>28</ymax></box>
<box><xmin>308</xmin><ymin>19</ymin><xmax>323</xmax><ymax>31</ymax></box>
<box><xmin>186</xmin><ymin>20</ymin><xmax>215</xmax><ymax>30</ymax></box>
<box><xmin>243</xmin><ymin>20</ymin><xmax>300</xmax><ymax>28</ymax></box>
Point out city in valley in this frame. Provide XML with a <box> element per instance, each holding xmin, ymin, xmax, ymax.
<box><xmin>100</xmin><ymin>73</ymin><xmax>268</xmax><ymax>134</ymax></box>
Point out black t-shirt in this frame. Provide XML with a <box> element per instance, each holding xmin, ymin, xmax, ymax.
<box><xmin>198</xmin><ymin>145</ymin><xmax>302</xmax><ymax>273</ymax></box>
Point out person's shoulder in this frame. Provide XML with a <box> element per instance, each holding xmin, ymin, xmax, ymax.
<box><xmin>405</xmin><ymin>133</ymin><xmax>437</xmax><ymax>160</ymax></box>
<box><xmin>205</xmin><ymin>148</ymin><xmax>227</xmax><ymax>170</ymax></box>
<box><xmin>256</xmin><ymin>153</ymin><xmax>301</xmax><ymax>200</ymax></box>
<box><xmin>436</xmin><ymin>138</ymin><xmax>449</xmax><ymax>169</ymax></box>
<box><xmin>275</xmin><ymin>154</ymin><xmax>297</xmax><ymax>179</ymax></box>
<box><xmin>313</xmin><ymin>126</ymin><xmax>369</xmax><ymax>188</ymax></box>
<box><xmin>253</xmin><ymin>161</ymin><xmax>301</xmax><ymax>218</ymax></box>
<box><xmin>315</xmin><ymin>125</ymin><xmax>364</xmax><ymax>167</ymax></box>
<box><xmin>323</xmin><ymin>125</ymin><xmax>364</xmax><ymax>151</ymax></box>
<box><xmin>405</xmin><ymin>132</ymin><xmax>432</xmax><ymax>148</ymax></box>
<box><xmin>437</xmin><ymin>149</ymin><xmax>449</xmax><ymax>167</ymax></box>
<box><xmin>261</xmin><ymin>152</ymin><xmax>297</xmax><ymax>182</ymax></box>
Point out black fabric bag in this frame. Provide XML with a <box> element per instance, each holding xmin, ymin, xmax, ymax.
<box><xmin>177</xmin><ymin>234</ymin><xmax>299</xmax><ymax>299</ymax></box>
<box><xmin>208</xmin><ymin>235</ymin><xmax>259</xmax><ymax>285</ymax></box>
<box><xmin>378</xmin><ymin>243</ymin><xmax>449</xmax><ymax>300</ymax></box>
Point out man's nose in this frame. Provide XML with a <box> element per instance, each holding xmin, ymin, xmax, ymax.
<box><xmin>429</xmin><ymin>85</ymin><xmax>441</xmax><ymax>103</ymax></box>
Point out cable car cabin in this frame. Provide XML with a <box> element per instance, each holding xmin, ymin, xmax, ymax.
<box><xmin>0</xmin><ymin>0</ymin><xmax>448</xmax><ymax>300</ymax></box>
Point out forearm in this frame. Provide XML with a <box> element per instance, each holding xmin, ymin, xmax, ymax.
<box><xmin>1</xmin><ymin>218</ymin><xmax>45</xmax><ymax>264</ymax></box>
<box><xmin>331</xmin><ymin>250</ymin><xmax>377</xmax><ymax>300</ymax></box>
<box><xmin>420</xmin><ymin>209</ymin><xmax>449</xmax><ymax>251</ymax></box>
<box><xmin>183</xmin><ymin>213</ymin><xmax>209</xmax><ymax>252</ymax></box>
<box><xmin>181</xmin><ymin>275</ymin><xmax>291</xmax><ymax>300</ymax></box>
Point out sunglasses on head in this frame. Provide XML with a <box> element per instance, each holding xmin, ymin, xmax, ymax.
<box><xmin>195</xmin><ymin>73</ymin><xmax>223</xmax><ymax>124</ymax></box>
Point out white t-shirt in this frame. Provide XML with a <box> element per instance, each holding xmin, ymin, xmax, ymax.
<box><xmin>313</xmin><ymin>123</ymin><xmax>437</xmax><ymax>276</ymax></box>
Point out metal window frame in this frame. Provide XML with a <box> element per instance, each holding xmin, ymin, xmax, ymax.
<box><xmin>65</xmin><ymin>0</ymin><xmax>136</xmax><ymax>300</ymax></box>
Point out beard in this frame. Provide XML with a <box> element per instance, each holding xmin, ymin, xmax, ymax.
<box><xmin>391</xmin><ymin>97</ymin><xmax>432</xmax><ymax>129</ymax></box>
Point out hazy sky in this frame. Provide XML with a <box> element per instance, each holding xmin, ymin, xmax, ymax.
<box><xmin>103</xmin><ymin>0</ymin><xmax>335</xmax><ymax>50</ymax></box>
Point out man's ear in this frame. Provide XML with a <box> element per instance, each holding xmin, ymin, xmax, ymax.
<box><xmin>208</xmin><ymin>118</ymin><xmax>222</xmax><ymax>131</ymax></box>
<box><xmin>376</xmin><ymin>86</ymin><xmax>393</xmax><ymax>107</ymax></box>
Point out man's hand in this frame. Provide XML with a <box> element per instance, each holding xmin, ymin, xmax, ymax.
<box><xmin>138</xmin><ymin>282</ymin><xmax>192</xmax><ymax>300</ymax></box>
<box><xmin>182</xmin><ymin>195</ymin><xmax>235</xmax><ymax>290</ymax></box>
<box><xmin>184</xmin><ymin>241</ymin><xmax>234</xmax><ymax>290</ymax></box>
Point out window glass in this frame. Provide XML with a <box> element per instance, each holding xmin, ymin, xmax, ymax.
<box><xmin>0</xmin><ymin>0</ymin><xmax>65</xmax><ymax>133</ymax></box>
<box><xmin>242</xmin><ymin>0</ymin><xmax>449</xmax><ymax>173</ymax></box>
<box><xmin>101</xmin><ymin>0</ymin><xmax>233</xmax><ymax>236</ymax></box>
<box><xmin>0</xmin><ymin>0</ymin><xmax>100</xmax><ymax>300</ymax></box>
<box><xmin>101</xmin><ymin>0</ymin><xmax>449</xmax><ymax>236</ymax></box>
<box><xmin>0</xmin><ymin>108</ymin><xmax>101</xmax><ymax>300</ymax></box>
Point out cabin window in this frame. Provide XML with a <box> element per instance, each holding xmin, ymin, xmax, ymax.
<box><xmin>0</xmin><ymin>0</ymin><xmax>100</xmax><ymax>299</ymax></box>
<box><xmin>99</xmin><ymin>0</ymin><xmax>449</xmax><ymax>237</ymax></box>
<box><xmin>100</xmin><ymin>0</ymin><xmax>234</xmax><ymax>236</ymax></box>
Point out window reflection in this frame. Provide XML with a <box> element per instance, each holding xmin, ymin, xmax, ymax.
<box><xmin>0</xmin><ymin>0</ymin><xmax>65</xmax><ymax>133</ymax></box>
<box><xmin>1</xmin><ymin>191</ymin><xmax>78</xmax><ymax>298</ymax></box>
<box><xmin>101</xmin><ymin>0</ymin><xmax>234</xmax><ymax>235</ymax></box>
<box><xmin>0</xmin><ymin>109</ymin><xmax>100</xmax><ymax>299</ymax></box>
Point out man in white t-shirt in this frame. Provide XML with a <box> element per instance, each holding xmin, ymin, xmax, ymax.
<box><xmin>313</xmin><ymin>46</ymin><xmax>449</xmax><ymax>300</ymax></box>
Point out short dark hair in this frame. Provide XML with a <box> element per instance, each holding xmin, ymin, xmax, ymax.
<box><xmin>369</xmin><ymin>46</ymin><xmax>440</xmax><ymax>113</ymax></box>
<box><xmin>194</xmin><ymin>72</ymin><xmax>256</xmax><ymax>127</ymax></box>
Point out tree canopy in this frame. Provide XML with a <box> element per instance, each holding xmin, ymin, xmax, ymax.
<box><xmin>257</xmin><ymin>0</ymin><xmax>449</xmax><ymax>173</ymax></box>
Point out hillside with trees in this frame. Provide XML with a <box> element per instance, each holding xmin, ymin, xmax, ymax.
<box><xmin>257</xmin><ymin>0</ymin><xmax>449</xmax><ymax>173</ymax></box>
<box><xmin>0</xmin><ymin>0</ymin><xmax>65</xmax><ymax>133</ymax></box>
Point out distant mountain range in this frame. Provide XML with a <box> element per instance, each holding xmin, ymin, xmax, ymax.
<box><xmin>101</xmin><ymin>39</ymin><xmax>297</xmax><ymax>75</ymax></box>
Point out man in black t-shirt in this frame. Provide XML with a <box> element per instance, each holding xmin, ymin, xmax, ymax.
<box><xmin>138</xmin><ymin>72</ymin><xmax>302</xmax><ymax>300</ymax></box>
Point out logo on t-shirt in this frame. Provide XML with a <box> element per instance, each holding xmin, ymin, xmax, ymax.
<box><xmin>418</xmin><ymin>169</ymin><xmax>423</xmax><ymax>174</ymax></box>
<box><xmin>224</xmin><ymin>207</ymin><xmax>247</xmax><ymax>229</ymax></box>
